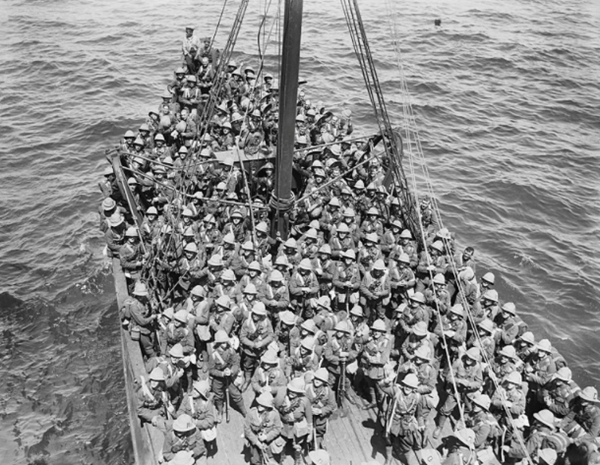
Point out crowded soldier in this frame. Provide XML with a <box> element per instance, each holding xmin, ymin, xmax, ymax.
<box><xmin>101</xmin><ymin>33</ymin><xmax>599</xmax><ymax>465</ymax></box>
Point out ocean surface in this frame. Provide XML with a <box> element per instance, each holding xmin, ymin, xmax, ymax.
<box><xmin>0</xmin><ymin>0</ymin><xmax>599</xmax><ymax>463</ymax></box>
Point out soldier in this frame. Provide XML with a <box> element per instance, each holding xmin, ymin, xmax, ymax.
<box><xmin>494</xmin><ymin>302</ymin><xmax>520</xmax><ymax>347</ymax></box>
<box><xmin>424</xmin><ymin>273</ymin><xmax>451</xmax><ymax>318</ymax></box>
<box><xmin>399</xmin><ymin>346</ymin><xmax>439</xmax><ymax>421</ymax></box>
<box><xmin>275</xmin><ymin>310</ymin><xmax>299</xmax><ymax>359</ymax></box>
<box><xmin>105</xmin><ymin>212</ymin><xmax>126</xmax><ymax>258</ymax></box>
<box><xmin>288</xmin><ymin>336</ymin><xmax>320</xmax><ymax>380</ymax></box>
<box><xmin>471</xmin><ymin>318</ymin><xmax>496</xmax><ymax>362</ymax></box>
<box><xmin>251</xmin><ymin>349</ymin><xmax>287</xmax><ymax>399</ymax></box>
<box><xmin>323</xmin><ymin>321</ymin><xmax>358</xmax><ymax>407</ymax></box>
<box><xmin>399</xmin><ymin>321</ymin><xmax>435</xmax><ymax>363</ymax></box>
<box><xmin>380</xmin><ymin>373</ymin><xmax>425</xmax><ymax>465</ymax></box>
<box><xmin>261</xmin><ymin>270</ymin><xmax>290</xmax><ymax>321</ymax></box>
<box><xmin>239</xmin><ymin>302</ymin><xmax>275</xmax><ymax>392</ymax></box>
<box><xmin>161</xmin><ymin>414</ymin><xmax>206</xmax><ymax>464</ymax></box>
<box><xmin>306</xmin><ymin>368</ymin><xmax>337</xmax><ymax>449</ymax></box>
<box><xmin>119</xmin><ymin>227</ymin><xmax>146</xmax><ymax>285</ymax></box>
<box><xmin>136</xmin><ymin>367</ymin><xmax>173</xmax><ymax>429</ymax></box>
<box><xmin>391</xmin><ymin>253</ymin><xmax>416</xmax><ymax>303</ymax></box>
<box><xmin>141</xmin><ymin>206</ymin><xmax>163</xmax><ymax>244</ymax></box>
<box><xmin>465</xmin><ymin>393</ymin><xmax>500</xmax><ymax>453</ymax></box>
<box><xmin>539</xmin><ymin>367</ymin><xmax>577</xmax><ymax>420</ymax></box>
<box><xmin>488</xmin><ymin>345</ymin><xmax>520</xmax><ymax>388</ymax></box>
<box><xmin>208</xmin><ymin>295</ymin><xmax>236</xmax><ymax>337</ymax></box>
<box><xmin>474</xmin><ymin>289</ymin><xmax>500</xmax><ymax>324</ymax></box>
<box><xmin>359</xmin><ymin>259</ymin><xmax>391</xmax><ymax>324</ymax></box>
<box><xmin>397</xmin><ymin>292</ymin><xmax>429</xmax><ymax>345</ymax></box>
<box><xmin>275</xmin><ymin>377</ymin><xmax>313</xmax><ymax>465</ymax></box>
<box><xmin>505</xmin><ymin>409</ymin><xmax>557</xmax><ymax>463</ymax></box>
<box><xmin>176</xmin><ymin>242</ymin><xmax>205</xmax><ymax>295</ymax></box>
<box><xmin>177</xmin><ymin>379</ymin><xmax>216</xmax><ymax>451</ymax></box>
<box><xmin>434</xmin><ymin>347</ymin><xmax>483</xmax><ymax>439</ymax></box>
<box><xmin>329</xmin><ymin>223</ymin><xmax>356</xmax><ymax>260</ymax></box>
<box><xmin>360</xmin><ymin>319</ymin><xmax>392</xmax><ymax>416</ymax></box>
<box><xmin>332</xmin><ymin>249</ymin><xmax>361</xmax><ymax>313</ymax></box>
<box><xmin>357</xmin><ymin>232</ymin><xmax>383</xmax><ymax>276</ymax></box>
<box><xmin>478</xmin><ymin>271</ymin><xmax>496</xmax><ymax>299</ymax></box>
<box><xmin>490</xmin><ymin>371</ymin><xmax>527</xmax><ymax>430</ymax></box>
<box><xmin>121</xmin><ymin>282</ymin><xmax>158</xmax><ymax>359</ymax></box>
<box><xmin>230</xmin><ymin>241</ymin><xmax>257</xmax><ymax>280</ymax></box>
<box><xmin>313</xmin><ymin>244</ymin><xmax>335</xmax><ymax>298</ymax></box>
<box><xmin>211</xmin><ymin>268</ymin><xmax>238</xmax><ymax>301</ymax></box>
<box><xmin>349</xmin><ymin>305</ymin><xmax>370</xmax><ymax>348</ymax></box>
<box><xmin>289</xmin><ymin>258</ymin><xmax>320</xmax><ymax>317</ymax></box>
<box><xmin>524</xmin><ymin>339</ymin><xmax>557</xmax><ymax>411</ymax></box>
<box><xmin>563</xmin><ymin>386</ymin><xmax>600</xmax><ymax>442</ymax></box>
<box><xmin>433</xmin><ymin>304</ymin><xmax>467</xmax><ymax>361</ymax></box>
<box><xmin>165</xmin><ymin>310</ymin><xmax>195</xmax><ymax>359</ymax></box>
<box><xmin>399</xmin><ymin>229</ymin><xmax>418</xmax><ymax>269</ymax></box>
<box><xmin>244</xmin><ymin>392</ymin><xmax>285</xmax><ymax>465</ymax></box>
<box><xmin>208</xmin><ymin>330</ymin><xmax>247</xmax><ymax>422</ymax></box>
<box><xmin>515</xmin><ymin>331</ymin><xmax>537</xmax><ymax>363</ymax></box>
<box><xmin>443</xmin><ymin>428</ymin><xmax>476</xmax><ymax>465</ymax></box>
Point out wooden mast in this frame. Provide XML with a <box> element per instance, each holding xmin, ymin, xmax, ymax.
<box><xmin>271</xmin><ymin>0</ymin><xmax>303</xmax><ymax>239</ymax></box>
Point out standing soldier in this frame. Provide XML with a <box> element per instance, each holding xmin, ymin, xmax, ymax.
<box><xmin>289</xmin><ymin>259</ymin><xmax>320</xmax><ymax>317</ymax></box>
<box><xmin>360</xmin><ymin>319</ymin><xmax>392</xmax><ymax>417</ymax></box>
<box><xmin>239</xmin><ymin>302</ymin><xmax>275</xmax><ymax>392</ymax></box>
<box><xmin>208</xmin><ymin>330</ymin><xmax>247</xmax><ymax>422</ymax></box>
<box><xmin>261</xmin><ymin>270</ymin><xmax>291</xmax><ymax>321</ymax></box>
<box><xmin>288</xmin><ymin>336</ymin><xmax>320</xmax><ymax>380</ymax></box>
<box><xmin>332</xmin><ymin>249</ymin><xmax>361</xmax><ymax>313</ymax></box>
<box><xmin>313</xmin><ymin>244</ymin><xmax>335</xmax><ymax>299</ymax></box>
<box><xmin>208</xmin><ymin>295</ymin><xmax>236</xmax><ymax>337</ymax></box>
<box><xmin>306</xmin><ymin>368</ymin><xmax>337</xmax><ymax>449</ymax></box>
<box><xmin>119</xmin><ymin>227</ymin><xmax>146</xmax><ymax>286</ymax></box>
<box><xmin>359</xmin><ymin>259</ymin><xmax>391</xmax><ymax>324</ymax></box>
<box><xmin>244</xmin><ymin>392</ymin><xmax>285</xmax><ymax>465</ymax></box>
<box><xmin>329</xmin><ymin>223</ymin><xmax>357</xmax><ymax>261</ymax></box>
<box><xmin>323</xmin><ymin>321</ymin><xmax>357</xmax><ymax>408</ymax></box>
<box><xmin>380</xmin><ymin>373</ymin><xmax>426</xmax><ymax>465</ymax></box>
<box><xmin>121</xmin><ymin>282</ymin><xmax>158</xmax><ymax>359</ymax></box>
<box><xmin>434</xmin><ymin>347</ymin><xmax>484</xmax><ymax>439</ymax></box>
<box><xmin>390</xmin><ymin>253</ymin><xmax>416</xmax><ymax>304</ymax></box>
<box><xmin>275</xmin><ymin>377</ymin><xmax>313</xmax><ymax>465</ymax></box>
<box><xmin>433</xmin><ymin>304</ymin><xmax>467</xmax><ymax>362</ymax></box>
<box><xmin>161</xmin><ymin>414</ymin><xmax>206</xmax><ymax>464</ymax></box>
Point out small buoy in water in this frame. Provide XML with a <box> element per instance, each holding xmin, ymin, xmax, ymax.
<box><xmin>434</xmin><ymin>19</ymin><xmax>442</xmax><ymax>27</ymax></box>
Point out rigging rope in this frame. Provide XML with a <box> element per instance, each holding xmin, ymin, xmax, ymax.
<box><xmin>383</xmin><ymin>1</ymin><xmax>533</xmax><ymax>461</ymax></box>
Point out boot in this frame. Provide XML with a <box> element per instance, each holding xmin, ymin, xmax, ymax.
<box><xmin>294</xmin><ymin>448</ymin><xmax>304</xmax><ymax>465</ymax></box>
<box><xmin>241</xmin><ymin>372</ymin><xmax>252</xmax><ymax>392</ymax></box>
<box><xmin>384</xmin><ymin>445</ymin><xmax>394</xmax><ymax>465</ymax></box>
<box><xmin>215</xmin><ymin>404</ymin><xmax>223</xmax><ymax>424</ymax></box>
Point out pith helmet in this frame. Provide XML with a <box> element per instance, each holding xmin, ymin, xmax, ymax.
<box><xmin>499</xmin><ymin>345</ymin><xmax>517</xmax><ymax>359</ymax></box>
<box><xmin>400</xmin><ymin>229</ymin><xmax>412</xmax><ymax>239</ymax></box>
<box><xmin>478</xmin><ymin>318</ymin><xmax>494</xmax><ymax>334</ymax></box>
<box><xmin>410</xmin><ymin>292</ymin><xmax>425</xmax><ymax>304</ymax></box>
<box><xmin>502</xmin><ymin>302</ymin><xmax>517</xmax><ymax>315</ymax></box>
<box><xmin>252</xmin><ymin>302</ymin><xmax>268</xmax><ymax>316</ymax></box>
<box><xmin>207</xmin><ymin>255</ymin><xmax>224</xmax><ymax>267</ymax></box>
<box><xmin>337</xmin><ymin>223</ymin><xmax>350</xmax><ymax>234</ymax></box>
<box><xmin>518</xmin><ymin>331</ymin><xmax>535</xmax><ymax>345</ymax></box>
<box><xmin>341</xmin><ymin>249</ymin><xmax>356</xmax><ymax>260</ymax></box>
<box><xmin>300</xmin><ymin>319</ymin><xmax>317</xmax><ymax>334</ymax></box>
<box><xmin>184</xmin><ymin>242</ymin><xmax>198</xmax><ymax>253</ymax></box>
<box><xmin>174</xmin><ymin>310</ymin><xmax>189</xmax><ymax>324</ymax></box>
<box><xmin>465</xmin><ymin>347</ymin><xmax>481</xmax><ymax>362</ymax></box>
<box><xmin>146</xmin><ymin>206</ymin><xmax>158</xmax><ymax>215</ymax></box>
<box><xmin>163</xmin><ymin>307</ymin><xmax>174</xmax><ymax>320</ymax></box>
<box><xmin>371</xmin><ymin>319</ymin><xmax>386</xmax><ymax>332</ymax></box>
<box><xmin>248</xmin><ymin>261</ymin><xmax>262</xmax><ymax>272</ymax></box>
<box><xmin>365</xmin><ymin>232</ymin><xmax>379</xmax><ymax>244</ymax></box>
<box><xmin>125</xmin><ymin>227</ymin><xmax>138</xmax><ymax>237</ymax></box>
<box><xmin>314</xmin><ymin>368</ymin><xmax>329</xmax><ymax>383</ymax></box>
<box><xmin>449</xmin><ymin>304</ymin><xmax>464</xmax><ymax>317</ymax></box>
<box><xmin>270</xmin><ymin>270</ymin><xmax>284</xmax><ymax>282</ymax></box>
<box><xmin>537</xmin><ymin>339</ymin><xmax>552</xmax><ymax>353</ymax></box>
<box><xmin>373</xmin><ymin>259</ymin><xmax>386</xmax><ymax>271</ymax></box>
<box><xmin>173</xmin><ymin>414</ymin><xmax>196</xmax><ymax>433</ymax></box>
<box><xmin>533</xmin><ymin>409</ymin><xmax>555</xmax><ymax>429</ymax></box>
<box><xmin>308</xmin><ymin>450</ymin><xmax>330</xmax><ymax>465</ymax></box>
<box><xmin>301</xmin><ymin>336</ymin><xmax>316</xmax><ymax>351</ymax></box>
<box><xmin>431</xmin><ymin>241</ymin><xmax>444</xmax><ymax>253</ymax></box>
<box><xmin>350</xmin><ymin>305</ymin><xmax>364</xmax><ymax>318</ymax></box>
<box><xmin>413</xmin><ymin>346</ymin><xmax>431</xmax><ymax>361</ymax></box>
<box><xmin>132</xmin><ymin>281</ymin><xmax>149</xmax><ymax>297</ymax></box>
<box><xmin>260</xmin><ymin>350</ymin><xmax>278</xmax><ymax>364</ymax></box>
<box><xmin>284</xmin><ymin>238</ymin><xmax>297</xmax><ymax>249</ymax></box>
<box><xmin>555</xmin><ymin>367</ymin><xmax>572</xmax><ymax>383</ymax></box>
<box><xmin>109</xmin><ymin>212</ymin><xmax>124</xmax><ymax>227</ymax></box>
<box><xmin>214</xmin><ymin>330</ymin><xmax>229</xmax><ymax>344</ymax></box>
<box><xmin>256</xmin><ymin>392</ymin><xmax>274</xmax><ymax>408</ymax></box>
<box><xmin>505</xmin><ymin>371</ymin><xmax>522</xmax><ymax>386</ymax></box>
<box><xmin>366</xmin><ymin>207</ymin><xmax>379</xmax><ymax>216</ymax></box>
<box><xmin>398</xmin><ymin>253</ymin><xmax>411</xmax><ymax>264</ymax></box>
<box><xmin>169</xmin><ymin>451</ymin><xmax>194</xmax><ymax>465</ymax></box>
<box><xmin>149</xmin><ymin>367</ymin><xmax>165</xmax><ymax>381</ymax></box>
<box><xmin>482</xmin><ymin>272</ymin><xmax>495</xmax><ymax>284</ymax></box>
<box><xmin>191</xmin><ymin>285</ymin><xmax>205</xmax><ymax>298</ymax></box>
<box><xmin>334</xmin><ymin>320</ymin><xmax>351</xmax><ymax>334</ymax></box>
<box><xmin>169</xmin><ymin>343</ymin><xmax>184</xmax><ymax>358</ymax></box>
<box><xmin>279</xmin><ymin>310</ymin><xmax>297</xmax><ymax>326</ymax></box>
<box><xmin>402</xmin><ymin>373</ymin><xmax>419</xmax><ymax>389</ymax></box>
<box><xmin>482</xmin><ymin>289</ymin><xmax>499</xmax><ymax>303</ymax></box>
<box><xmin>298</xmin><ymin>258</ymin><xmax>312</xmax><ymax>271</ymax></box>
<box><xmin>319</xmin><ymin>244</ymin><xmax>332</xmax><ymax>255</ymax></box>
<box><xmin>102</xmin><ymin>197</ymin><xmax>116</xmax><ymax>211</ymax></box>
<box><xmin>216</xmin><ymin>295</ymin><xmax>231</xmax><ymax>308</ymax></box>
<box><xmin>221</xmin><ymin>269</ymin><xmax>236</xmax><ymax>281</ymax></box>
<box><xmin>305</xmin><ymin>228</ymin><xmax>318</xmax><ymax>241</ymax></box>
<box><xmin>287</xmin><ymin>377</ymin><xmax>306</xmax><ymax>394</ymax></box>
<box><xmin>471</xmin><ymin>393</ymin><xmax>491</xmax><ymax>411</ymax></box>
<box><xmin>579</xmin><ymin>386</ymin><xmax>600</xmax><ymax>403</ymax></box>
<box><xmin>244</xmin><ymin>283</ymin><xmax>258</xmax><ymax>295</ymax></box>
<box><xmin>432</xmin><ymin>273</ymin><xmax>445</xmax><ymax>285</ymax></box>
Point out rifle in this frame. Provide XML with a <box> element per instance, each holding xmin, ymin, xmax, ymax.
<box><xmin>225</xmin><ymin>376</ymin><xmax>231</xmax><ymax>423</ymax></box>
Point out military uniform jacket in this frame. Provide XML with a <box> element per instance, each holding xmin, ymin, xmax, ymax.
<box><xmin>332</xmin><ymin>261</ymin><xmax>361</xmax><ymax>294</ymax></box>
<box><xmin>491</xmin><ymin>385</ymin><xmax>526</xmax><ymax>418</ymax></box>
<box><xmin>165</xmin><ymin>323</ymin><xmax>195</xmax><ymax>355</ymax></box>
<box><xmin>177</xmin><ymin>394</ymin><xmax>216</xmax><ymax>431</ymax></box>
<box><xmin>288</xmin><ymin>271</ymin><xmax>319</xmax><ymax>300</ymax></box>
<box><xmin>445</xmin><ymin>358</ymin><xmax>483</xmax><ymax>394</ymax></box>
<box><xmin>162</xmin><ymin>428</ymin><xmax>205</xmax><ymax>461</ymax></box>
<box><xmin>123</xmin><ymin>296</ymin><xmax>154</xmax><ymax>335</ymax></box>
<box><xmin>208</xmin><ymin>347</ymin><xmax>240</xmax><ymax>379</ymax></box>
<box><xmin>323</xmin><ymin>335</ymin><xmax>358</xmax><ymax>376</ymax></box>
<box><xmin>136</xmin><ymin>383</ymin><xmax>169</xmax><ymax>423</ymax></box>
<box><xmin>357</xmin><ymin>245</ymin><xmax>383</xmax><ymax>275</ymax></box>
<box><xmin>251</xmin><ymin>365</ymin><xmax>287</xmax><ymax>396</ymax></box>
<box><xmin>564</xmin><ymin>403</ymin><xmax>600</xmax><ymax>439</ymax></box>
<box><xmin>288</xmin><ymin>348</ymin><xmax>320</xmax><ymax>379</ymax></box>
<box><xmin>329</xmin><ymin>235</ymin><xmax>356</xmax><ymax>260</ymax></box>
<box><xmin>244</xmin><ymin>408</ymin><xmax>283</xmax><ymax>446</ymax></box>
<box><xmin>380</xmin><ymin>384</ymin><xmax>425</xmax><ymax>436</ymax></box>
<box><xmin>361</xmin><ymin>334</ymin><xmax>392</xmax><ymax>380</ymax></box>
<box><xmin>240</xmin><ymin>317</ymin><xmax>275</xmax><ymax>357</ymax></box>
<box><xmin>119</xmin><ymin>242</ymin><xmax>144</xmax><ymax>273</ymax></box>
<box><xmin>433</xmin><ymin>315</ymin><xmax>467</xmax><ymax>346</ymax></box>
<box><xmin>260</xmin><ymin>284</ymin><xmax>290</xmax><ymax>311</ymax></box>
<box><xmin>208</xmin><ymin>310</ymin><xmax>235</xmax><ymax>336</ymax></box>
<box><xmin>305</xmin><ymin>384</ymin><xmax>336</xmax><ymax>419</ymax></box>
<box><xmin>525</xmin><ymin>354</ymin><xmax>557</xmax><ymax>387</ymax></box>
<box><xmin>466</xmin><ymin>410</ymin><xmax>495</xmax><ymax>449</ymax></box>
<box><xmin>274</xmin><ymin>393</ymin><xmax>313</xmax><ymax>437</ymax></box>
<box><xmin>359</xmin><ymin>270</ymin><xmax>391</xmax><ymax>302</ymax></box>
<box><xmin>540</xmin><ymin>379</ymin><xmax>576</xmax><ymax>418</ymax></box>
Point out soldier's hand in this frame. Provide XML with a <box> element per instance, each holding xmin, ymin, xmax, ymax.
<box><xmin>224</xmin><ymin>368</ymin><xmax>232</xmax><ymax>377</ymax></box>
<box><xmin>151</xmin><ymin>416</ymin><xmax>160</xmax><ymax>427</ymax></box>
<box><xmin>258</xmin><ymin>433</ymin><xmax>267</xmax><ymax>442</ymax></box>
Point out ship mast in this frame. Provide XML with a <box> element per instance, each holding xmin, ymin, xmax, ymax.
<box><xmin>271</xmin><ymin>0</ymin><xmax>303</xmax><ymax>239</ymax></box>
